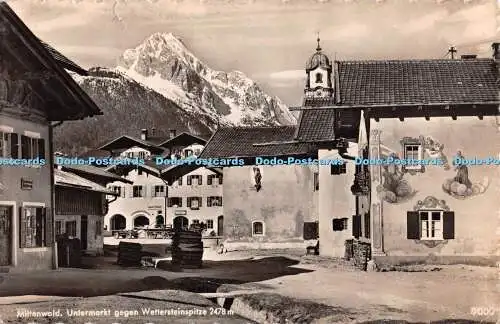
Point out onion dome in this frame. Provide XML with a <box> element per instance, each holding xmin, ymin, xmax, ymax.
<box><xmin>305</xmin><ymin>36</ymin><xmax>332</xmax><ymax>71</ymax></box>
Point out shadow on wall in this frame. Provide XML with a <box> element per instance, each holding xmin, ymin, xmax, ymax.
<box><xmin>442</xmin><ymin>150</ymin><xmax>489</xmax><ymax>199</ymax></box>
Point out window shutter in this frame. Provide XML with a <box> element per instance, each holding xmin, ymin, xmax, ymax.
<box><xmin>151</xmin><ymin>185</ymin><xmax>155</xmax><ymax>197</ymax></box>
<box><xmin>129</xmin><ymin>187</ymin><xmax>134</xmax><ymax>198</ymax></box>
<box><xmin>207</xmin><ymin>197</ymin><xmax>211</xmax><ymax>207</ymax></box>
<box><xmin>443</xmin><ymin>211</ymin><xmax>455</xmax><ymax>239</ymax></box>
<box><xmin>352</xmin><ymin>215</ymin><xmax>361</xmax><ymax>238</ymax></box>
<box><xmin>207</xmin><ymin>176</ymin><xmax>213</xmax><ymax>185</ymax></box>
<box><xmin>44</xmin><ymin>207</ymin><xmax>53</xmax><ymax>247</ymax></box>
<box><xmin>198</xmin><ymin>176</ymin><xmax>202</xmax><ymax>185</ymax></box>
<box><xmin>187</xmin><ymin>176</ymin><xmax>192</xmax><ymax>185</ymax></box>
<box><xmin>19</xmin><ymin>207</ymin><xmax>26</xmax><ymax>248</ymax></box>
<box><xmin>10</xmin><ymin>133</ymin><xmax>18</xmax><ymax>158</ymax></box>
<box><xmin>198</xmin><ymin>197</ymin><xmax>202</xmax><ymax>207</ymax></box>
<box><xmin>406</xmin><ymin>211</ymin><xmax>420</xmax><ymax>239</ymax></box>
<box><xmin>219</xmin><ymin>175</ymin><xmax>223</xmax><ymax>185</ymax></box>
<box><xmin>21</xmin><ymin>135</ymin><xmax>30</xmax><ymax>159</ymax></box>
<box><xmin>187</xmin><ymin>197</ymin><xmax>191</xmax><ymax>208</ymax></box>
<box><xmin>37</xmin><ymin>138</ymin><xmax>45</xmax><ymax>160</ymax></box>
<box><xmin>178</xmin><ymin>177</ymin><xmax>182</xmax><ymax>185</ymax></box>
<box><xmin>121</xmin><ymin>187</ymin><xmax>126</xmax><ymax>198</ymax></box>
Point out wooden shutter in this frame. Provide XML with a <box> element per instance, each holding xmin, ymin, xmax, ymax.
<box><xmin>187</xmin><ymin>197</ymin><xmax>191</xmax><ymax>208</ymax></box>
<box><xmin>218</xmin><ymin>175</ymin><xmax>223</xmax><ymax>185</ymax></box>
<box><xmin>198</xmin><ymin>197</ymin><xmax>202</xmax><ymax>207</ymax></box>
<box><xmin>151</xmin><ymin>185</ymin><xmax>155</xmax><ymax>197</ymax></box>
<box><xmin>443</xmin><ymin>211</ymin><xmax>455</xmax><ymax>239</ymax></box>
<box><xmin>207</xmin><ymin>175</ymin><xmax>213</xmax><ymax>185</ymax></box>
<box><xmin>178</xmin><ymin>177</ymin><xmax>182</xmax><ymax>185</ymax></box>
<box><xmin>10</xmin><ymin>133</ymin><xmax>18</xmax><ymax>158</ymax></box>
<box><xmin>121</xmin><ymin>187</ymin><xmax>126</xmax><ymax>198</ymax></box>
<box><xmin>19</xmin><ymin>207</ymin><xmax>26</xmax><ymax>248</ymax></box>
<box><xmin>129</xmin><ymin>186</ymin><xmax>134</xmax><ymax>198</ymax></box>
<box><xmin>352</xmin><ymin>215</ymin><xmax>361</xmax><ymax>238</ymax></box>
<box><xmin>406</xmin><ymin>211</ymin><xmax>420</xmax><ymax>239</ymax></box>
<box><xmin>37</xmin><ymin>138</ymin><xmax>45</xmax><ymax>160</ymax></box>
<box><xmin>207</xmin><ymin>197</ymin><xmax>211</xmax><ymax>207</ymax></box>
<box><xmin>44</xmin><ymin>207</ymin><xmax>53</xmax><ymax>247</ymax></box>
<box><xmin>198</xmin><ymin>176</ymin><xmax>202</xmax><ymax>185</ymax></box>
<box><xmin>21</xmin><ymin>135</ymin><xmax>30</xmax><ymax>159</ymax></box>
<box><xmin>187</xmin><ymin>176</ymin><xmax>192</xmax><ymax>185</ymax></box>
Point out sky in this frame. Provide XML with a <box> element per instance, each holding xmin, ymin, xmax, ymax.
<box><xmin>6</xmin><ymin>0</ymin><xmax>499</xmax><ymax>106</ymax></box>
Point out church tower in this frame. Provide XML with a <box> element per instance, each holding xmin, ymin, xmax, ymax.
<box><xmin>305</xmin><ymin>35</ymin><xmax>333</xmax><ymax>98</ymax></box>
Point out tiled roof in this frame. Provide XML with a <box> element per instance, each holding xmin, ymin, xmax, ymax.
<box><xmin>39</xmin><ymin>40</ymin><xmax>88</xmax><ymax>75</ymax></box>
<box><xmin>199</xmin><ymin>126</ymin><xmax>315</xmax><ymax>159</ymax></box>
<box><xmin>295</xmin><ymin>109</ymin><xmax>336</xmax><ymax>141</ymax></box>
<box><xmin>337</xmin><ymin>59</ymin><xmax>499</xmax><ymax>105</ymax></box>
<box><xmin>54</xmin><ymin>169</ymin><xmax>117</xmax><ymax>195</ymax></box>
<box><xmin>303</xmin><ymin>97</ymin><xmax>336</xmax><ymax>107</ymax></box>
<box><xmin>58</xmin><ymin>164</ymin><xmax>132</xmax><ymax>184</ymax></box>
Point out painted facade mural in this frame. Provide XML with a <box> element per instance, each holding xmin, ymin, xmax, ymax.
<box><xmin>377</xmin><ymin>153</ymin><xmax>417</xmax><ymax>203</ymax></box>
<box><xmin>422</xmin><ymin>136</ymin><xmax>450</xmax><ymax>170</ymax></box>
<box><xmin>442</xmin><ymin>151</ymin><xmax>489</xmax><ymax>199</ymax></box>
<box><xmin>250</xmin><ymin>166</ymin><xmax>262</xmax><ymax>192</ymax></box>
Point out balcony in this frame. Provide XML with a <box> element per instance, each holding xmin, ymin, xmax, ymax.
<box><xmin>351</xmin><ymin>169</ymin><xmax>370</xmax><ymax>196</ymax></box>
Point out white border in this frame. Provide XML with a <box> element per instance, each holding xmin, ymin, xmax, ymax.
<box><xmin>0</xmin><ymin>125</ymin><xmax>13</xmax><ymax>133</ymax></box>
<box><xmin>0</xmin><ymin>201</ymin><xmax>17</xmax><ymax>266</ymax></box>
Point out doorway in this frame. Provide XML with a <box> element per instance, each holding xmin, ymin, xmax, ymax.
<box><xmin>81</xmin><ymin>215</ymin><xmax>88</xmax><ymax>251</ymax></box>
<box><xmin>173</xmin><ymin>216</ymin><xmax>188</xmax><ymax>231</ymax></box>
<box><xmin>217</xmin><ymin>215</ymin><xmax>224</xmax><ymax>236</ymax></box>
<box><xmin>0</xmin><ymin>206</ymin><xmax>12</xmax><ymax>266</ymax></box>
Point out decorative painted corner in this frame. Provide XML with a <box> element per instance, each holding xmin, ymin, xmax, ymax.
<box><xmin>413</xmin><ymin>196</ymin><xmax>450</xmax><ymax>211</ymax></box>
<box><xmin>414</xmin><ymin>239</ymin><xmax>449</xmax><ymax>249</ymax></box>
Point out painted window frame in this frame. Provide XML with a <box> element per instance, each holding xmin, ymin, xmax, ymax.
<box><xmin>418</xmin><ymin>210</ymin><xmax>443</xmax><ymax>241</ymax></box>
<box><xmin>252</xmin><ymin>221</ymin><xmax>265</xmax><ymax>236</ymax></box>
<box><xmin>400</xmin><ymin>137</ymin><xmax>425</xmax><ymax>173</ymax></box>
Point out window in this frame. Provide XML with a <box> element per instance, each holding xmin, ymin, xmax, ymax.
<box><xmin>404</xmin><ymin>144</ymin><xmax>423</xmax><ymax>170</ymax></box>
<box><xmin>332</xmin><ymin>218</ymin><xmax>348</xmax><ymax>231</ymax></box>
<box><xmin>207</xmin><ymin>174</ymin><xmax>223</xmax><ymax>185</ymax></box>
<box><xmin>0</xmin><ymin>131</ymin><xmax>19</xmax><ymax>158</ymax></box>
<box><xmin>178</xmin><ymin>177</ymin><xmax>182</xmax><ymax>186</ymax></box>
<box><xmin>20</xmin><ymin>135</ymin><xmax>45</xmax><ymax>160</ymax></box>
<box><xmin>184</xmin><ymin>149</ymin><xmax>193</xmax><ymax>158</ymax></box>
<box><xmin>207</xmin><ymin>196</ymin><xmax>223</xmax><ymax>207</ymax></box>
<box><xmin>313</xmin><ymin>172</ymin><xmax>319</xmax><ymax>191</ymax></box>
<box><xmin>407</xmin><ymin>210</ymin><xmax>454</xmax><ymax>240</ymax></box>
<box><xmin>95</xmin><ymin>220</ymin><xmax>102</xmax><ymax>236</ymax></box>
<box><xmin>252</xmin><ymin>221</ymin><xmax>264</xmax><ymax>236</ymax></box>
<box><xmin>20</xmin><ymin>206</ymin><xmax>47</xmax><ymax>248</ymax></box>
<box><xmin>55</xmin><ymin>220</ymin><xmax>63</xmax><ymax>236</ymax></box>
<box><xmin>192</xmin><ymin>219</ymin><xmax>200</xmax><ymax>224</ymax></box>
<box><xmin>110</xmin><ymin>186</ymin><xmax>121</xmax><ymax>196</ymax></box>
<box><xmin>187</xmin><ymin>197</ymin><xmax>202</xmax><ymax>209</ymax></box>
<box><xmin>65</xmin><ymin>221</ymin><xmax>77</xmax><ymax>237</ymax></box>
<box><xmin>138</xmin><ymin>151</ymin><xmax>146</xmax><ymax>160</ymax></box>
<box><xmin>127</xmin><ymin>152</ymin><xmax>134</xmax><ymax>158</ymax></box>
<box><xmin>152</xmin><ymin>185</ymin><xmax>166</xmax><ymax>197</ymax></box>
<box><xmin>206</xmin><ymin>219</ymin><xmax>214</xmax><ymax>229</ymax></box>
<box><xmin>132</xmin><ymin>185</ymin><xmax>144</xmax><ymax>198</ymax></box>
<box><xmin>167</xmin><ymin>197</ymin><xmax>182</xmax><ymax>207</ymax></box>
<box><xmin>331</xmin><ymin>163</ymin><xmax>347</xmax><ymax>175</ymax></box>
<box><xmin>187</xmin><ymin>175</ymin><xmax>202</xmax><ymax>185</ymax></box>
<box><xmin>315</xmin><ymin>73</ymin><xmax>323</xmax><ymax>83</ymax></box>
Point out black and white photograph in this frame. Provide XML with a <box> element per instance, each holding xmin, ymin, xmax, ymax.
<box><xmin>0</xmin><ymin>0</ymin><xmax>499</xmax><ymax>323</ymax></box>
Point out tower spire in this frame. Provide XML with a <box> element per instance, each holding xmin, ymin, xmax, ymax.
<box><xmin>316</xmin><ymin>32</ymin><xmax>321</xmax><ymax>52</ymax></box>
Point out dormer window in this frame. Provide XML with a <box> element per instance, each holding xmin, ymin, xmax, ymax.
<box><xmin>315</xmin><ymin>73</ymin><xmax>322</xmax><ymax>83</ymax></box>
<box><xmin>184</xmin><ymin>149</ymin><xmax>193</xmax><ymax>158</ymax></box>
<box><xmin>138</xmin><ymin>151</ymin><xmax>146</xmax><ymax>160</ymax></box>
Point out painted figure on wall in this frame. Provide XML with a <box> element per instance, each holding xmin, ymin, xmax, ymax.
<box><xmin>252</xmin><ymin>167</ymin><xmax>262</xmax><ymax>192</ymax></box>
<box><xmin>377</xmin><ymin>153</ymin><xmax>417</xmax><ymax>203</ymax></box>
<box><xmin>422</xmin><ymin>136</ymin><xmax>450</xmax><ymax>170</ymax></box>
<box><xmin>442</xmin><ymin>150</ymin><xmax>489</xmax><ymax>199</ymax></box>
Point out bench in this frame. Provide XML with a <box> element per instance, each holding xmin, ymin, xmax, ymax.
<box><xmin>306</xmin><ymin>241</ymin><xmax>319</xmax><ymax>255</ymax></box>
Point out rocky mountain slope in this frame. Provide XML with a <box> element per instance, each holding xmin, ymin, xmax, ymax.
<box><xmin>54</xmin><ymin>33</ymin><xmax>296</xmax><ymax>155</ymax></box>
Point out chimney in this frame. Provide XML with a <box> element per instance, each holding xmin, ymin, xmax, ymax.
<box><xmin>169</xmin><ymin>129</ymin><xmax>176</xmax><ymax>138</ymax></box>
<box><xmin>140</xmin><ymin>129</ymin><xmax>148</xmax><ymax>140</ymax></box>
<box><xmin>151</xmin><ymin>127</ymin><xmax>156</xmax><ymax>136</ymax></box>
<box><xmin>460</xmin><ymin>54</ymin><xmax>477</xmax><ymax>59</ymax></box>
<box><xmin>492</xmin><ymin>43</ymin><xmax>500</xmax><ymax>60</ymax></box>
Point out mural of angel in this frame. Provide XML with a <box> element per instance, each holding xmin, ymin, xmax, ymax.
<box><xmin>377</xmin><ymin>153</ymin><xmax>417</xmax><ymax>203</ymax></box>
<box><xmin>442</xmin><ymin>150</ymin><xmax>489</xmax><ymax>199</ymax></box>
<box><xmin>251</xmin><ymin>166</ymin><xmax>262</xmax><ymax>192</ymax></box>
<box><xmin>422</xmin><ymin>136</ymin><xmax>450</xmax><ymax>170</ymax></box>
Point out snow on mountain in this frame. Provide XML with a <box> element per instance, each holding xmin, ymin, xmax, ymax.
<box><xmin>116</xmin><ymin>32</ymin><xmax>296</xmax><ymax>126</ymax></box>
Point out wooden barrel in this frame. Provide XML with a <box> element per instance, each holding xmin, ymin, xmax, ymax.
<box><xmin>171</xmin><ymin>231</ymin><xmax>203</xmax><ymax>269</ymax></box>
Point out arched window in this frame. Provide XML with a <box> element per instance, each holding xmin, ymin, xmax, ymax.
<box><xmin>252</xmin><ymin>221</ymin><xmax>264</xmax><ymax>236</ymax></box>
<box><xmin>315</xmin><ymin>73</ymin><xmax>322</xmax><ymax>83</ymax></box>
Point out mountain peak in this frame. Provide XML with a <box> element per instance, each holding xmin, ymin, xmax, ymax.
<box><xmin>116</xmin><ymin>32</ymin><xmax>296</xmax><ymax>126</ymax></box>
